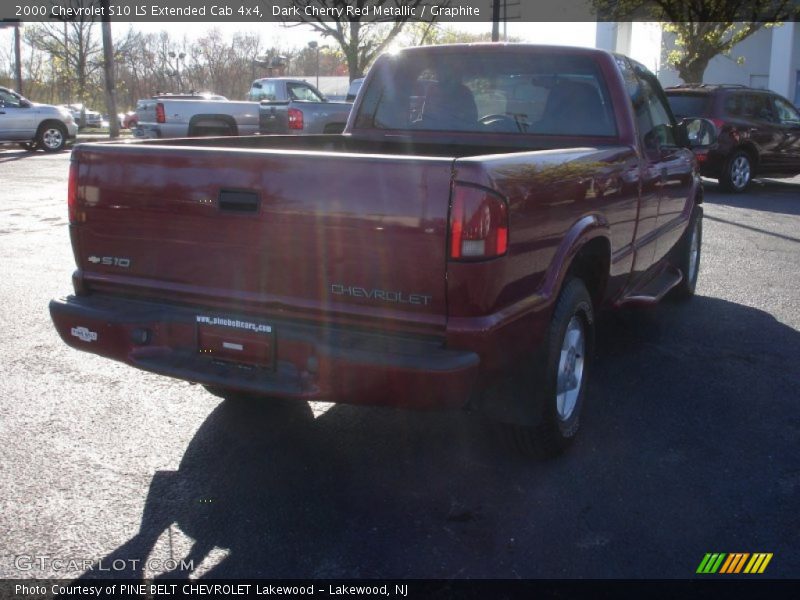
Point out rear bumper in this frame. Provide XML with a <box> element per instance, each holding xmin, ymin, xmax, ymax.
<box><xmin>133</xmin><ymin>125</ymin><xmax>163</xmax><ymax>139</ymax></box>
<box><xmin>49</xmin><ymin>295</ymin><xmax>479</xmax><ymax>409</ymax></box>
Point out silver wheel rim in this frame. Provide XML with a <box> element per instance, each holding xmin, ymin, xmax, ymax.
<box><xmin>556</xmin><ymin>316</ymin><xmax>585</xmax><ymax>421</ymax></box>
<box><xmin>688</xmin><ymin>218</ymin><xmax>700</xmax><ymax>284</ymax></box>
<box><xmin>42</xmin><ymin>128</ymin><xmax>63</xmax><ymax>149</ymax></box>
<box><xmin>730</xmin><ymin>155</ymin><xmax>750</xmax><ymax>189</ymax></box>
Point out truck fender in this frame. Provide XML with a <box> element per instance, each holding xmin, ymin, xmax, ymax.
<box><xmin>188</xmin><ymin>114</ymin><xmax>238</xmax><ymax>137</ymax></box>
<box><xmin>541</xmin><ymin>214</ymin><xmax>611</xmax><ymax>305</ymax></box>
<box><xmin>475</xmin><ymin>215</ymin><xmax>610</xmax><ymax>427</ymax></box>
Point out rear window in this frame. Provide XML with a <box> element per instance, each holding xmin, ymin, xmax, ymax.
<box><xmin>249</xmin><ymin>81</ymin><xmax>278</xmax><ymax>102</ymax></box>
<box><xmin>665</xmin><ymin>93</ymin><xmax>711</xmax><ymax>119</ymax></box>
<box><xmin>356</xmin><ymin>51</ymin><xmax>617</xmax><ymax>137</ymax></box>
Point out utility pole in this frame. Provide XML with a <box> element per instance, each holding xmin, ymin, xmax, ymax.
<box><xmin>308</xmin><ymin>41</ymin><xmax>319</xmax><ymax>89</ymax></box>
<box><xmin>100</xmin><ymin>0</ymin><xmax>119</xmax><ymax>138</ymax></box>
<box><xmin>14</xmin><ymin>22</ymin><xmax>22</xmax><ymax>94</ymax></box>
<box><xmin>491</xmin><ymin>0</ymin><xmax>500</xmax><ymax>42</ymax></box>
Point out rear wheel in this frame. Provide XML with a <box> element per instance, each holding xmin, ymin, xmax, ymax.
<box><xmin>671</xmin><ymin>206</ymin><xmax>703</xmax><ymax>300</ymax></box>
<box><xmin>504</xmin><ymin>278</ymin><xmax>595</xmax><ymax>458</ymax></box>
<box><xmin>719</xmin><ymin>150</ymin><xmax>752</xmax><ymax>193</ymax></box>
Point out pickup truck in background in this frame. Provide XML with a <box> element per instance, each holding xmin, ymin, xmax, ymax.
<box><xmin>134</xmin><ymin>92</ymin><xmax>260</xmax><ymax>138</ymax></box>
<box><xmin>1</xmin><ymin>86</ymin><xmax>77</xmax><ymax>152</ymax></box>
<box><xmin>50</xmin><ymin>45</ymin><xmax>714</xmax><ymax>457</ymax></box>
<box><xmin>248</xmin><ymin>77</ymin><xmax>352</xmax><ymax>134</ymax></box>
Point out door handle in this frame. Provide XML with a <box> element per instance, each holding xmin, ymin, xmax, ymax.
<box><xmin>218</xmin><ymin>190</ymin><xmax>259</xmax><ymax>213</ymax></box>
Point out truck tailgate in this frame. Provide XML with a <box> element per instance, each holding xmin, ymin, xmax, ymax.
<box><xmin>70</xmin><ymin>144</ymin><xmax>453</xmax><ymax>335</ymax></box>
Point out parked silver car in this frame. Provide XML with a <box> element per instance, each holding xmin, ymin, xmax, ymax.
<box><xmin>59</xmin><ymin>103</ymin><xmax>103</xmax><ymax>128</ymax></box>
<box><xmin>0</xmin><ymin>87</ymin><xmax>77</xmax><ymax>152</ymax></box>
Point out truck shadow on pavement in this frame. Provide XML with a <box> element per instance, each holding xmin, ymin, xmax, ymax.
<box><xmin>77</xmin><ymin>296</ymin><xmax>800</xmax><ymax>579</ymax></box>
<box><xmin>703</xmin><ymin>178</ymin><xmax>800</xmax><ymax>216</ymax></box>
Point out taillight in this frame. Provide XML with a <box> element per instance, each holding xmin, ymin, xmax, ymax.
<box><xmin>710</xmin><ymin>118</ymin><xmax>725</xmax><ymax>132</ymax></box>
<box><xmin>288</xmin><ymin>107</ymin><xmax>304</xmax><ymax>130</ymax></box>
<box><xmin>155</xmin><ymin>102</ymin><xmax>165</xmax><ymax>123</ymax></box>
<box><xmin>449</xmin><ymin>184</ymin><xmax>508</xmax><ymax>260</ymax></box>
<box><xmin>68</xmin><ymin>160</ymin><xmax>79</xmax><ymax>224</ymax></box>
<box><xmin>711</xmin><ymin>117</ymin><xmax>738</xmax><ymax>142</ymax></box>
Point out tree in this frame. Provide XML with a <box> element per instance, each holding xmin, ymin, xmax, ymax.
<box><xmin>592</xmin><ymin>0</ymin><xmax>798</xmax><ymax>83</ymax></box>
<box><xmin>284</xmin><ymin>0</ymin><xmax>447</xmax><ymax>81</ymax></box>
<box><xmin>99</xmin><ymin>0</ymin><xmax>119</xmax><ymax>138</ymax></box>
<box><xmin>25</xmin><ymin>2</ymin><xmax>103</xmax><ymax>106</ymax></box>
<box><xmin>401</xmin><ymin>23</ymin><xmax>521</xmax><ymax>47</ymax></box>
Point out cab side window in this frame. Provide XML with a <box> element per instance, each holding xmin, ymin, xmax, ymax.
<box><xmin>636</xmin><ymin>69</ymin><xmax>676</xmax><ymax>147</ymax></box>
<box><xmin>0</xmin><ymin>89</ymin><xmax>22</xmax><ymax>108</ymax></box>
<box><xmin>249</xmin><ymin>81</ymin><xmax>277</xmax><ymax>102</ymax></box>
<box><xmin>616</xmin><ymin>56</ymin><xmax>675</xmax><ymax>149</ymax></box>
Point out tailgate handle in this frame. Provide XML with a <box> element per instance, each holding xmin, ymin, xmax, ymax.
<box><xmin>218</xmin><ymin>190</ymin><xmax>260</xmax><ymax>213</ymax></box>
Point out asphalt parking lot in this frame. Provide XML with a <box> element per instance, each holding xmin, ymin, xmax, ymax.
<box><xmin>0</xmin><ymin>147</ymin><xmax>798</xmax><ymax>580</ymax></box>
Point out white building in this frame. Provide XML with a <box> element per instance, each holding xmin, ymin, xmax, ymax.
<box><xmin>596</xmin><ymin>22</ymin><xmax>800</xmax><ymax>104</ymax></box>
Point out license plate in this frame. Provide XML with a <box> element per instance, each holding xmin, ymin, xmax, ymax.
<box><xmin>197</xmin><ymin>321</ymin><xmax>274</xmax><ymax>368</ymax></box>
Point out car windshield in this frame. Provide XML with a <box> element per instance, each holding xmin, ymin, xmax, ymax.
<box><xmin>666</xmin><ymin>93</ymin><xmax>711</xmax><ymax>119</ymax></box>
<box><xmin>357</xmin><ymin>50</ymin><xmax>617</xmax><ymax>136</ymax></box>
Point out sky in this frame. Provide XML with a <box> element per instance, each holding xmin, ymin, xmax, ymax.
<box><xmin>109</xmin><ymin>21</ymin><xmax>599</xmax><ymax>49</ymax></box>
<box><xmin>0</xmin><ymin>21</ymin><xmax>600</xmax><ymax>59</ymax></box>
<box><xmin>2</xmin><ymin>21</ymin><xmax>662</xmax><ymax>82</ymax></box>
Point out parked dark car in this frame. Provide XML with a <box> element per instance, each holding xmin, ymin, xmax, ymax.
<box><xmin>665</xmin><ymin>84</ymin><xmax>800</xmax><ymax>192</ymax></box>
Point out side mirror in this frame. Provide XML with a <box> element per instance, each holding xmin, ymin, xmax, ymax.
<box><xmin>18</xmin><ymin>99</ymin><xmax>32</xmax><ymax>108</ymax></box>
<box><xmin>678</xmin><ymin>117</ymin><xmax>717</xmax><ymax>149</ymax></box>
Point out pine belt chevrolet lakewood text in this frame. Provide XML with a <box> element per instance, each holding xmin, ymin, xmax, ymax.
<box><xmin>49</xmin><ymin>45</ymin><xmax>714</xmax><ymax>456</ymax></box>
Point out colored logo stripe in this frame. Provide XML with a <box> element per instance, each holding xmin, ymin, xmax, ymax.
<box><xmin>697</xmin><ymin>553</ymin><xmax>726</xmax><ymax>574</ymax></box>
<box><xmin>697</xmin><ymin>552</ymin><xmax>773</xmax><ymax>574</ymax></box>
<box><xmin>744</xmin><ymin>553</ymin><xmax>773</xmax><ymax>574</ymax></box>
<box><xmin>719</xmin><ymin>553</ymin><xmax>749</xmax><ymax>573</ymax></box>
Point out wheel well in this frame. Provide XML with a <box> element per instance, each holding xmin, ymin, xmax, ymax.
<box><xmin>566</xmin><ymin>237</ymin><xmax>610</xmax><ymax>308</ymax></box>
<box><xmin>37</xmin><ymin>119</ymin><xmax>66</xmax><ymax>135</ymax></box>
<box><xmin>323</xmin><ymin>122</ymin><xmax>346</xmax><ymax>134</ymax></box>
<box><xmin>188</xmin><ymin>115</ymin><xmax>237</xmax><ymax>136</ymax></box>
<box><xmin>736</xmin><ymin>143</ymin><xmax>759</xmax><ymax>172</ymax></box>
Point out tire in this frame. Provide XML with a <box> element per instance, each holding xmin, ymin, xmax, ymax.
<box><xmin>36</xmin><ymin>122</ymin><xmax>68</xmax><ymax>152</ymax></box>
<box><xmin>504</xmin><ymin>278</ymin><xmax>595</xmax><ymax>458</ymax></box>
<box><xmin>718</xmin><ymin>150</ymin><xmax>753</xmax><ymax>193</ymax></box>
<box><xmin>671</xmin><ymin>206</ymin><xmax>703</xmax><ymax>300</ymax></box>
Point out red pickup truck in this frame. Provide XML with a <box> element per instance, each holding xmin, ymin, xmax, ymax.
<box><xmin>50</xmin><ymin>45</ymin><xmax>713</xmax><ymax>456</ymax></box>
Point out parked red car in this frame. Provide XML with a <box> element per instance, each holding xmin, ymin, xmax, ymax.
<box><xmin>122</xmin><ymin>111</ymin><xmax>138</xmax><ymax>129</ymax></box>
